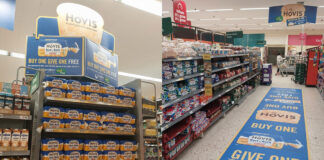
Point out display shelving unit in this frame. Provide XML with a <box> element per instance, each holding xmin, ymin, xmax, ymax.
<box><xmin>161</xmin><ymin>49</ymin><xmax>261</xmax><ymax>159</ymax></box>
<box><xmin>0</xmin><ymin>95</ymin><xmax>32</xmax><ymax>158</ymax></box>
<box><xmin>317</xmin><ymin>50</ymin><xmax>324</xmax><ymax>100</ymax></box>
<box><xmin>29</xmin><ymin>71</ymin><xmax>144</xmax><ymax>159</ymax></box>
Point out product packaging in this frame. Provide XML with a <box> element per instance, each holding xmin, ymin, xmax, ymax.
<box><xmin>64</xmin><ymin>109</ymin><xmax>83</xmax><ymax>120</ymax></box>
<box><xmin>101</xmin><ymin>140</ymin><xmax>119</xmax><ymax>151</ymax></box>
<box><xmin>41</xmin><ymin>138</ymin><xmax>64</xmax><ymax>151</ymax></box>
<box><xmin>44</xmin><ymin>77</ymin><xmax>67</xmax><ymax>89</ymax></box>
<box><xmin>66</xmin><ymin>80</ymin><xmax>83</xmax><ymax>91</ymax></box>
<box><xmin>42</xmin><ymin>118</ymin><xmax>65</xmax><ymax>129</ymax></box>
<box><xmin>43</xmin><ymin>106</ymin><xmax>65</xmax><ymax>119</ymax></box>
<box><xmin>63</xmin><ymin>139</ymin><xmax>84</xmax><ymax>151</ymax></box>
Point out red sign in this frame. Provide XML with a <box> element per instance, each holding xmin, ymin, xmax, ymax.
<box><xmin>186</xmin><ymin>20</ymin><xmax>191</xmax><ymax>29</ymax></box>
<box><xmin>299</xmin><ymin>33</ymin><xmax>307</xmax><ymax>40</ymax></box>
<box><xmin>173</xmin><ymin>0</ymin><xmax>187</xmax><ymax>27</ymax></box>
<box><xmin>288</xmin><ymin>35</ymin><xmax>323</xmax><ymax>46</ymax></box>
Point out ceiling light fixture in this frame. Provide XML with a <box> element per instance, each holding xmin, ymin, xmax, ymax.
<box><xmin>205</xmin><ymin>8</ymin><xmax>233</xmax><ymax>12</ymax></box>
<box><xmin>225</xmin><ymin>18</ymin><xmax>248</xmax><ymax>20</ymax></box>
<box><xmin>0</xmin><ymin>50</ymin><xmax>9</xmax><ymax>56</ymax></box>
<box><xmin>318</xmin><ymin>6</ymin><xmax>324</xmax><ymax>8</ymax></box>
<box><xmin>119</xmin><ymin>0</ymin><xmax>161</xmax><ymax>16</ymax></box>
<box><xmin>118</xmin><ymin>71</ymin><xmax>162</xmax><ymax>82</ymax></box>
<box><xmin>253</xmin><ymin>17</ymin><xmax>268</xmax><ymax>20</ymax></box>
<box><xmin>187</xmin><ymin>9</ymin><xmax>200</xmax><ymax>13</ymax></box>
<box><xmin>240</xmin><ymin>7</ymin><xmax>269</xmax><ymax>10</ymax></box>
<box><xmin>10</xmin><ymin>52</ymin><xmax>25</xmax><ymax>59</ymax></box>
<box><xmin>200</xmin><ymin>18</ymin><xmax>221</xmax><ymax>21</ymax></box>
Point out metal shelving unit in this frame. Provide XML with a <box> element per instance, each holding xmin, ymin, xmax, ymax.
<box><xmin>162</xmin><ymin>57</ymin><xmax>203</xmax><ymax>62</ymax></box>
<box><xmin>0</xmin><ymin>151</ymin><xmax>30</xmax><ymax>157</ymax></box>
<box><xmin>212</xmin><ymin>62</ymin><xmax>249</xmax><ymax>73</ymax></box>
<box><xmin>0</xmin><ymin>114</ymin><xmax>32</xmax><ymax>120</ymax></box>
<box><xmin>162</xmin><ymin>73</ymin><xmax>204</xmax><ymax>85</ymax></box>
<box><xmin>212</xmin><ymin>71</ymin><xmax>249</xmax><ymax>87</ymax></box>
<box><xmin>161</xmin><ymin>88</ymin><xmax>205</xmax><ymax>109</ymax></box>
<box><xmin>29</xmin><ymin>71</ymin><xmax>144</xmax><ymax>160</ymax></box>
<box><xmin>211</xmin><ymin>53</ymin><xmax>249</xmax><ymax>59</ymax></box>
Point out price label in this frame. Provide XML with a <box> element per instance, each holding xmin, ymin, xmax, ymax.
<box><xmin>189</xmin><ymin>111</ymin><xmax>193</xmax><ymax>114</ymax></box>
<box><xmin>19</xmin><ymin>116</ymin><xmax>29</xmax><ymax>120</ymax></box>
<box><xmin>203</xmin><ymin>54</ymin><xmax>211</xmax><ymax>60</ymax></box>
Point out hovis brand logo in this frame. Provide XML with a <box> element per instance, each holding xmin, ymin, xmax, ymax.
<box><xmin>57</xmin><ymin>3</ymin><xmax>104</xmax><ymax>44</ymax></box>
<box><xmin>281</xmin><ymin>4</ymin><xmax>305</xmax><ymax>22</ymax></box>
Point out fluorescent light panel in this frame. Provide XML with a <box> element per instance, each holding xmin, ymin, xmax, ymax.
<box><xmin>225</xmin><ymin>18</ymin><xmax>248</xmax><ymax>20</ymax></box>
<box><xmin>120</xmin><ymin>0</ymin><xmax>161</xmax><ymax>16</ymax></box>
<box><xmin>187</xmin><ymin>9</ymin><xmax>200</xmax><ymax>13</ymax></box>
<box><xmin>200</xmin><ymin>18</ymin><xmax>220</xmax><ymax>21</ymax></box>
<box><xmin>205</xmin><ymin>8</ymin><xmax>233</xmax><ymax>12</ymax></box>
<box><xmin>10</xmin><ymin>52</ymin><xmax>25</xmax><ymax>59</ymax></box>
<box><xmin>319</xmin><ymin>6</ymin><xmax>324</xmax><ymax>8</ymax></box>
<box><xmin>0</xmin><ymin>49</ymin><xmax>9</xmax><ymax>56</ymax></box>
<box><xmin>253</xmin><ymin>17</ymin><xmax>267</xmax><ymax>20</ymax></box>
<box><xmin>240</xmin><ymin>7</ymin><xmax>268</xmax><ymax>10</ymax></box>
<box><xmin>119</xmin><ymin>71</ymin><xmax>162</xmax><ymax>82</ymax></box>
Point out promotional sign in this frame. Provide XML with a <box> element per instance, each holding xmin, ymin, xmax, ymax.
<box><xmin>269</xmin><ymin>4</ymin><xmax>317</xmax><ymax>24</ymax></box>
<box><xmin>26</xmin><ymin>36</ymin><xmax>83</xmax><ymax>76</ymax></box>
<box><xmin>0</xmin><ymin>0</ymin><xmax>16</xmax><ymax>31</ymax></box>
<box><xmin>219</xmin><ymin>88</ymin><xmax>309</xmax><ymax>160</ymax></box>
<box><xmin>288</xmin><ymin>35</ymin><xmax>322</xmax><ymax>46</ymax></box>
<box><xmin>162</xmin><ymin>17</ymin><xmax>173</xmax><ymax>36</ymax></box>
<box><xmin>287</xmin><ymin>16</ymin><xmax>307</xmax><ymax>26</ymax></box>
<box><xmin>56</xmin><ymin>3</ymin><xmax>104</xmax><ymax>44</ymax></box>
<box><xmin>234</xmin><ymin>34</ymin><xmax>265</xmax><ymax>47</ymax></box>
<box><xmin>85</xmin><ymin>39</ymin><xmax>118</xmax><ymax>86</ymax></box>
<box><xmin>173</xmin><ymin>0</ymin><xmax>187</xmax><ymax>27</ymax></box>
<box><xmin>226</xmin><ymin>31</ymin><xmax>243</xmax><ymax>39</ymax></box>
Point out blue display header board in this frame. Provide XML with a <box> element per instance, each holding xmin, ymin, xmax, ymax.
<box><xmin>269</xmin><ymin>5</ymin><xmax>317</xmax><ymax>24</ymax></box>
<box><xmin>85</xmin><ymin>39</ymin><xmax>118</xmax><ymax>86</ymax></box>
<box><xmin>219</xmin><ymin>88</ymin><xmax>309</xmax><ymax>160</ymax></box>
<box><xmin>26</xmin><ymin>36</ymin><xmax>118</xmax><ymax>86</ymax></box>
<box><xmin>0</xmin><ymin>0</ymin><xmax>16</xmax><ymax>31</ymax></box>
<box><xmin>26</xmin><ymin>36</ymin><xmax>83</xmax><ymax>76</ymax></box>
<box><xmin>287</xmin><ymin>17</ymin><xmax>307</xmax><ymax>26</ymax></box>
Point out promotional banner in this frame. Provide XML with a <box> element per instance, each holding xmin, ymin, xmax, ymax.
<box><xmin>269</xmin><ymin>4</ymin><xmax>317</xmax><ymax>24</ymax></box>
<box><xmin>234</xmin><ymin>34</ymin><xmax>265</xmax><ymax>47</ymax></box>
<box><xmin>0</xmin><ymin>0</ymin><xmax>16</xmax><ymax>31</ymax></box>
<box><xmin>173</xmin><ymin>0</ymin><xmax>187</xmax><ymax>27</ymax></box>
<box><xmin>288</xmin><ymin>35</ymin><xmax>322</xmax><ymax>46</ymax></box>
<box><xmin>26</xmin><ymin>36</ymin><xmax>83</xmax><ymax>76</ymax></box>
<box><xmin>219</xmin><ymin>88</ymin><xmax>309</xmax><ymax>160</ymax></box>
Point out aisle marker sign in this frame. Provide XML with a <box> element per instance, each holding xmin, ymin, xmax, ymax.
<box><xmin>173</xmin><ymin>0</ymin><xmax>187</xmax><ymax>27</ymax></box>
<box><xmin>219</xmin><ymin>88</ymin><xmax>309</xmax><ymax>160</ymax></box>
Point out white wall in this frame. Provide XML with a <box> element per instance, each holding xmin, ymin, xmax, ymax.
<box><xmin>0</xmin><ymin>56</ymin><xmax>25</xmax><ymax>83</ymax></box>
<box><xmin>0</xmin><ymin>0</ymin><xmax>162</xmax><ymax>98</ymax></box>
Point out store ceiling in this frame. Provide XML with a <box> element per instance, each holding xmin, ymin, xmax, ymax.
<box><xmin>162</xmin><ymin>0</ymin><xmax>324</xmax><ymax>32</ymax></box>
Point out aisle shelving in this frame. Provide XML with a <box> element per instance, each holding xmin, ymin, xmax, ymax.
<box><xmin>43</xmin><ymin>128</ymin><xmax>136</xmax><ymax>135</ymax></box>
<box><xmin>161</xmin><ymin>47</ymin><xmax>261</xmax><ymax>159</ymax></box>
<box><xmin>0</xmin><ymin>151</ymin><xmax>30</xmax><ymax>157</ymax></box>
<box><xmin>0</xmin><ymin>114</ymin><xmax>32</xmax><ymax>120</ymax></box>
<box><xmin>163</xmin><ymin>73</ymin><xmax>204</xmax><ymax>85</ymax></box>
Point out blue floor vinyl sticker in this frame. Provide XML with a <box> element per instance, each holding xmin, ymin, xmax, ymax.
<box><xmin>219</xmin><ymin>88</ymin><xmax>309</xmax><ymax>160</ymax></box>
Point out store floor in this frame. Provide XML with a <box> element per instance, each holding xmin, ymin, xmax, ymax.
<box><xmin>177</xmin><ymin>67</ymin><xmax>324</xmax><ymax>160</ymax></box>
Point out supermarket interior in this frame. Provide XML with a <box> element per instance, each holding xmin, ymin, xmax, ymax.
<box><xmin>161</xmin><ymin>0</ymin><xmax>324</xmax><ymax>160</ymax></box>
<box><xmin>0</xmin><ymin>0</ymin><xmax>324</xmax><ymax>160</ymax></box>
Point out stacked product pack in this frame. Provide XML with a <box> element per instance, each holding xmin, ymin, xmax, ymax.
<box><xmin>43</xmin><ymin>77</ymin><xmax>136</xmax><ymax>107</ymax></box>
<box><xmin>0</xmin><ymin>82</ymin><xmax>30</xmax><ymax>115</ymax></box>
<box><xmin>163</xmin><ymin>60</ymin><xmax>202</xmax><ymax>80</ymax></box>
<box><xmin>0</xmin><ymin>129</ymin><xmax>29</xmax><ymax>152</ymax></box>
<box><xmin>191</xmin><ymin>111</ymin><xmax>209</xmax><ymax>137</ymax></box>
<box><xmin>261</xmin><ymin>64</ymin><xmax>272</xmax><ymax>85</ymax></box>
<box><xmin>162</xmin><ymin>38</ymin><xmax>198</xmax><ymax>59</ymax></box>
<box><xmin>42</xmin><ymin>106</ymin><xmax>136</xmax><ymax>134</ymax></box>
<box><xmin>41</xmin><ymin>138</ymin><xmax>137</xmax><ymax>160</ymax></box>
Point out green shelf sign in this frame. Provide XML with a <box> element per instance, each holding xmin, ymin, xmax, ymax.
<box><xmin>30</xmin><ymin>71</ymin><xmax>40</xmax><ymax>95</ymax></box>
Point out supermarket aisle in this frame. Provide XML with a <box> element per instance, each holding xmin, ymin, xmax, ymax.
<box><xmin>177</xmin><ymin>67</ymin><xmax>324</xmax><ymax>160</ymax></box>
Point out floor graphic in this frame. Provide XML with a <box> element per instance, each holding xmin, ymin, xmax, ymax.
<box><xmin>219</xmin><ymin>88</ymin><xmax>309</xmax><ymax>160</ymax></box>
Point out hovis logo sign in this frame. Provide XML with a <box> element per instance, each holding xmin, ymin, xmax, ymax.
<box><xmin>56</xmin><ymin>3</ymin><xmax>104</xmax><ymax>44</ymax></box>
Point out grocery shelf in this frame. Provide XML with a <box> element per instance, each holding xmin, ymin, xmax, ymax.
<box><xmin>163</xmin><ymin>73</ymin><xmax>204</xmax><ymax>85</ymax></box>
<box><xmin>0</xmin><ymin>151</ymin><xmax>30</xmax><ymax>156</ymax></box>
<box><xmin>212</xmin><ymin>62</ymin><xmax>249</xmax><ymax>73</ymax></box>
<box><xmin>45</xmin><ymin>97</ymin><xmax>134</xmax><ymax>109</ymax></box>
<box><xmin>143</xmin><ymin>109</ymin><xmax>156</xmax><ymax>118</ymax></box>
<box><xmin>161</xmin><ymin>72</ymin><xmax>260</xmax><ymax>132</ymax></box>
<box><xmin>43</xmin><ymin>128</ymin><xmax>135</xmax><ymax>136</ymax></box>
<box><xmin>0</xmin><ymin>114</ymin><xmax>32</xmax><ymax>120</ymax></box>
<box><xmin>212</xmin><ymin>71</ymin><xmax>249</xmax><ymax>87</ymax></box>
<box><xmin>161</xmin><ymin>88</ymin><xmax>204</xmax><ymax>109</ymax></box>
<box><xmin>211</xmin><ymin>53</ymin><xmax>249</xmax><ymax>59</ymax></box>
<box><xmin>161</xmin><ymin>104</ymin><xmax>202</xmax><ymax>132</ymax></box>
<box><xmin>162</xmin><ymin>56</ymin><xmax>202</xmax><ymax>62</ymax></box>
<box><xmin>166</xmin><ymin>138</ymin><xmax>192</xmax><ymax>160</ymax></box>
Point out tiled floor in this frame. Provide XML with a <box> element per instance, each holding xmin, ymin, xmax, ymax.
<box><xmin>177</xmin><ymin>69</ymin><xmax>324</xmax><ymax>160</ymax></box>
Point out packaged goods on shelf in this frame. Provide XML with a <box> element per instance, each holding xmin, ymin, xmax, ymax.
<box><xmin>41</xmin><ymin>151</ymin><xmax>64</xmax><ymax>160</ymax></box>
<box><xmin>84</xmin><ymin>82</ymin><xmax>101</xmax><ymax>93</ymax></box>
<box><xmin>65</xmin><ymin>119</ymin><xmax>86</xmax><ymax>129</ymax></box>
<box><xmin>84</xmin><ymin>140</ymin><xmax>101</xmax><ymax>151</ymax></box>
<box><xmin>119</xmin><ymin>113</ymin><xmax>136</xmax><ymax>124</ymax></box>
<box><xmin>83</xmin><ymin>110</ymin><xmax>101</xmax><ymax>121</ymax></box>
<box><xmin>64</xmin><ymin>109</ymin><xmax>83</xmax><ymax>120</ymax></box>
<box><xmin>63</xmin><ymin>139</ymin><xmax>84</xmax><ymax>151</ymax></box>
<box><xmin>43</xmin><ymin>77</ymin><xmax>68</xmax><ymax>89</ymax></box>
<box><xmin>120</xmin><ymin>140</ymin><xmax>138</xmax><ymax>151</ymax></box>
<box><xmin>119</xmin><ymin>124</ymin><xmax>136</xmax><ymax>134</ymax></box>
<box><xmin>118</xmin><ymin>87</ymin><xmax>135</xmax><ymax>98</ymax></box>
<box><xmin>64</xmin><ymin>150</ymin><xmax>83</xmax><ymax>160</ymax></box>
<box><xmin>162</xmin><ymin>39</ymin><xmax>198</xmax><ymax>59</ymax></box>
<box><xmin>66</xmin><ymin>80</ymin><xmax>83</xmax><ymax>91</ymax></box>
<box><xmin>191</xmin><ymin>111</ymin><xmax>209</xmax><ymax>137</ymax></box>
<box><xmin>120</xmin><ymin>151</ymin><xmax>137</xmax><ymax>160</ymax></box>
<box><xmin>66</xmin><ymin>90</ymin><xmax>85</xmax><ymax>100</ymax></box>
<box><xmin>0</xmin><ymin>128</ymin><xmax>29</xmax><ymax>152</ymax></box>
<box><xmin>41</xmin><ymin>138</ymin><xmax>64</xmax><ymax>151</ymax></box>
<box><xmin>102</xmin><ymin>122</ymin><xmax>118</xmax><ymax>132</ymax></box>
<box><xmin>44</xmin><ymin>87</ymin><xmax>66</xmax><ymax>98</ymax></box>
<box><xmin>83</xmin><ymin>151</ymin><xmax>101</xmax><ymax>160</ymax></box>
<box><xmin>101</xmin><ymin>112</ymin><xmax>120</xmax><ymax>122</ymax></box>
<box><xmin>102</xmin><ymin>140</ymin><xmax>119</xmax><ymax>151</ymax></box>
<box><xmin>42</xmin><ymin>118</ymin><xmax>65</xmax><ymax>129</ymax></box>
<box><xmin>43</xmin><ymin>106</ymin><xmax>65</xmax><ymax>119</ymax></box>
<box><xmin>102</xmin><ymin>150</ymin><xmax>120</xmax><ymax>160</ymax></box>
<box><xmin>85</xmin><ymin>121</ymin><xmax>102</xmax><ymax>130</ymax></box>
<box><xmin>101</xmin><ymin>85</ymin><xmax>119</xmax><ymax>95</ymax></box>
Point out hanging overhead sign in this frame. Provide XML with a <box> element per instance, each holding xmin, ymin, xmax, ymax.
<box><xmin>226</xmin><ymin>31</ymin><xmax>243</xmax><ymax>39</ymax></box>
<box><xmin>287</xmin><ymin>16</ymin><xmax>307</xmax><ymax>26</ymax></box>
<box><xmin>173</xmin><ymin>0</ymin><xmax>187</xmax><ymax>27</ymax></box>
<box><xmin>269</xmin><ymin>4</ymin><xmax>317</xmax><ymax>25</ymax></box>
<box><xmin>0</xmin><ymin>0</ymin><xmax>16</xmax><ymax>31</ymax></box>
